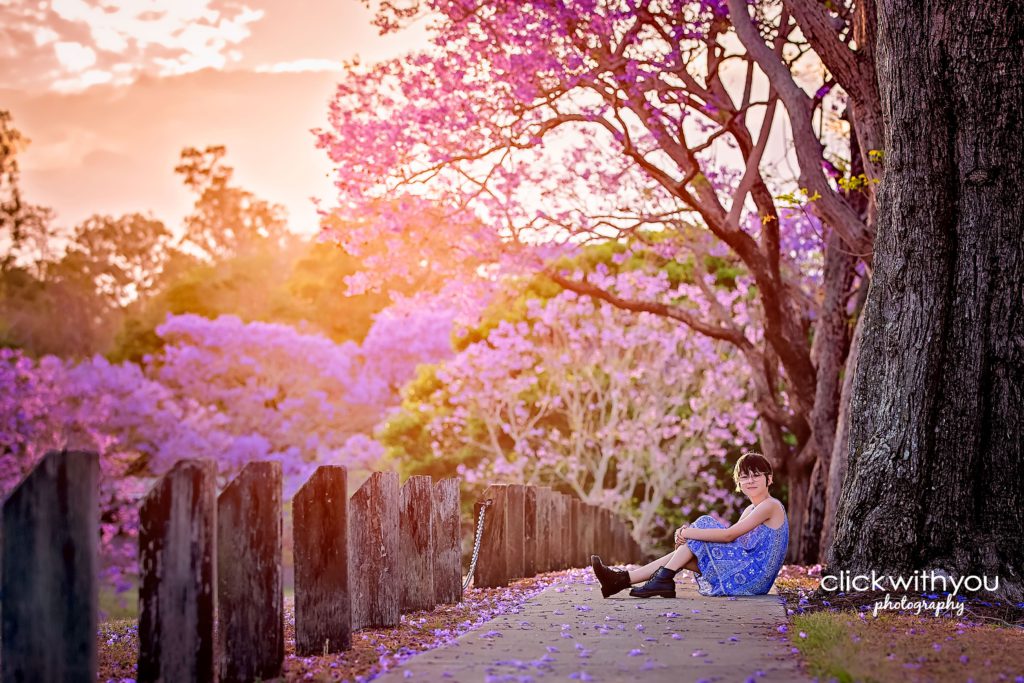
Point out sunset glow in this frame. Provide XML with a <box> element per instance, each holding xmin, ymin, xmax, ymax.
<box><xmin>2</xmin><ymin>0</ymin><xmax>429</xmax><ymax>233</ymax></box>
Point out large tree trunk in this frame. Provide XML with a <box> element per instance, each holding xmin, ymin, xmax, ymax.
<box><xmin>828</xmin><ymin>0</ymin><xmax>1024</xmax><ymax>599</ymax></box>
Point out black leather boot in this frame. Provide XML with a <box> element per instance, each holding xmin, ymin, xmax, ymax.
<box><xmin>591</xmin><ymin>555</ymin><xmax>631</xmax><ymax>598</ymax></box>
<box><xmin>628</xmin><ymin>566</ymin><xmax>678</xmax><ymax>598</ymax></box>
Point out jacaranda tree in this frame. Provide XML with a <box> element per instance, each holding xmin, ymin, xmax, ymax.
<box><xmin>0</xmin><ymin>302</ymin><xmax>458</xmax><ymax>590</ymax></box>
<box><xmin>382</xmin><ymin>273</ymin><xmax>758</xmax><ymax>549</ymax></box>
<box><xmin>322</xmin><ymin>0</ymin><xmax>883</xmax><ymax>560</ymax></box>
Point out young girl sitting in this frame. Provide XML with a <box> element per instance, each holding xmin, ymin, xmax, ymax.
<box><xmin>592</xmin><ymin>452</ymin><xmax>789</xmax><ymax>598</ymax></box>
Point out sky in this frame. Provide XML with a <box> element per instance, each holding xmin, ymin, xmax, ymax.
<box><xmin>1</xmin><ymin>0</ymin><xmax>430</xmax><ymax>236</ymax></box>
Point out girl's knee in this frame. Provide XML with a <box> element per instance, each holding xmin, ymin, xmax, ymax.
<box><xmin>692</xmin><ymin>514</ymin><xmax>716</xmax><ymax>527</ymax></box>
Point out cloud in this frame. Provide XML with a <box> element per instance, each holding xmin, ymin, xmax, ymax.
<box><xmin>254</xmin><ymin>59</ymin><xmax>346</xmax><ymax>74</ymax></box>
<box><xmin>53</xmin><ymin>41</ymin><xmax>97</xmax><ymax>71</ymax></box>
<box><xmin>1</xmin><ymin>0</ymin><xmax>264</xmax><ymax>92</ymax></box>
<box><xmin>1</xmin><ymin>0</ymin><xmax>433</xmax><ymax>236</ymax></box>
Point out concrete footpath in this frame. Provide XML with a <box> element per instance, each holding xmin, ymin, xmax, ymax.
<box><xmin>374</xmin><ymin>569</ymin><xmax>810</xmax><ymax>682</ymax></box>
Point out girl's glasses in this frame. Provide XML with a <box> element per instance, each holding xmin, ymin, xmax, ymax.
<box><xmin>737</xmin><ymin>473</ymin><xmax>765</xmax><ymax>483</ymax></box>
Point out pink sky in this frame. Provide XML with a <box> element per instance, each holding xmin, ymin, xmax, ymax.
<box><xmin>1</xmin><ymin>0</ymin><xmax>429</xmax><ymax>236</ymax></box>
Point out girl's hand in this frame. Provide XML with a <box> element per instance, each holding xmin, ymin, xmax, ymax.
<box><xmin>673</xmin><ymin>524</ymin><xmax>689</xmax><ymax>547</ymax></box>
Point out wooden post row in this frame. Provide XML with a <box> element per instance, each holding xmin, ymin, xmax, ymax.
<box><xmin>6</xmin><ymin>454</ymin><xmax>469</xmax><ymax>683</ymax></box>
<box><xmin>294</xmin><ymin>465</ymin><xmax>350</xmax><ymax>655</ymax></box>
<box><xmin>138</xmin><ymin>459</ymin><xmax>216</xmax><ymax>683</ymax></box>
<box><xmin>217</xmin><ymin>461</ymin><xmax>284</xmax><ymax>682</ymax></box>
<box><xmin>350</xmin><ymin>471</ymin><xmax>400</xmax><ymax>630</ymax></box>
<box><xmin>2</xmin><ymin>450</ymin><xmax>98</xmax><ymax>683</ymax></box>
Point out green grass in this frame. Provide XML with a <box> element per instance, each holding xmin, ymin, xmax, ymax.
<box><xmin>791</xmin><ymin>612</ymin><xmax>860</xmax><ymax>682</ymax></box>
<box><xmin>100</xmin><ymin>586</ymin><xmax>138</xmax><ymax>621</ymax></box>
<box><xmin>791</xmin><ymin>610</ymin><xmax>1024</xmax><ymax>683</ymax></box>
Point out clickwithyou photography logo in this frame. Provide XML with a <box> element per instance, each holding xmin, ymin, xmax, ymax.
<box><xmin>820</xmin><ymin>571</ymin><xmax>1000</xmax><ymax>617</ymax></box>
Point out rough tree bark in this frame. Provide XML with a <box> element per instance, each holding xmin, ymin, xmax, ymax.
<box><xmin>829</xmin><ymin>0</ymin><xmax>1024</xmax><ymax>598</ymax></box>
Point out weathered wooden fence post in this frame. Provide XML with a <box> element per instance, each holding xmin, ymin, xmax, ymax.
<box><xmin>605</xmin><ymin>508</ymin><xmax>616</xmax><ymax>562</ymax></box>
<box><xmin>138</xmin><ymin>459</ymin><xmax>216</xmax><ymax>683</ymax></box>
<box><xmin>580</xmin><ymin>503</ymin><xmax>596</xmax><ymax>563</ymax></box>
<box><xmin>537</xmin><ymin>486</ymin><xmax>553</xmax><ymax>572</ymax></box>
<box><xmin>217</xmin><ymin>461</ymin><xmax>283</xmax><ymax>682</ymax></box>
<box><xmin>523</xmin><ymin>486</ymin><xmax>539</xmax><ymax>576</ymax></box>
<box><xmin>350</xmin><ymin>471</ymin><xmax>400</xmax><ymax>629</ymax></box>
<box><xmin>612</xmin><ymin>512</ymin><xmax>621</xmax><ymax>562</ymax></box>
<box><xmin>606</xmin><ymin>509</ymin><xmax>614</xmax><ymax>565</ymax></box>
<box><xmin>546</xmin><ymin>492</ymin><xmax>558</xmax><ymax>571</ymax></box>
<box><xmin>400</xmin><ymin>475</ymin><xmax>435</xmax><ymax>613</ymax></box>
<box><xmin>432</xmin><ymin>478</ymin><xmax>461</xmax><ymax>604</ymax></box>
<box><xmin>532</xmin><ymin>483</ymin><xmax>548</xmax><ymax>573</ymax></box>
<box><xmin>537</xmin><ymin>486</ymin><xmax>552</xmax><ymax>574</ymax></box>
<box><xmin>294</xmin><ymin>465</ymin><xmax>350</xmax><ymax>655</ymax></box>
<box><xmin>614</xmin><ymin>519</ymin><xmax>626</xmax><ymax>564</ymax></box>
<box><xmin>548</xmin><ymin>493</ymin><xmax>562</xmax><ymax>570</ymax></box>
<box><xmin>473</xmin><ymin>484</ymin><xmax>508</xmax><ymax>587</ymax></box>
<box><xmin>622</xmin><ymin>521</ymin><xmax>634</xmax><ymax>562</ymax></box>
<box><xmin>570</xmin><ymin>497</ymin><xmax>581</xmax><ymax>568</ymax></box>
<box><xmin>567</xmin><ymin>496</ymin><xmax>577</xmax><ymax>567</ymax></box>
<box><xmin>505</xmin><ymin>484</ymin><xmax>526</xmax><ymax>580</ymax></box>
<box><xmin>559</xmin><ymin>493</ymin><xmax>572</xmax><ymax>569</ymax></box>
<box><xmin>609</xmin><ymin>517</ymin><xmax>619</xmax><ymax>564</ymax></box>
<box><xmin>598</xmin><ymin>509</ymin><xmax>610</xmax><ymax>565</ymax></box>
<box><xmin>552</xmin><ymin>493</ymin><xmax>569</xmax><ymax>569</ymax></box>
<box><xmin>550</xmin><ymin>490</ymin><xmax>562</xmax><ymax>570</ymax></box>
<box><xmin>2</xmin><ymin>450</ymin><xmax>98</xmax><ymax>683</ymax></box>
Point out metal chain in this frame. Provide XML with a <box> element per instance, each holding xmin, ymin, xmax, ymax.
<box><xmin>463</xmin><ymin>499</ymin><xmax>491</xmax><ymax>590</ymax></box>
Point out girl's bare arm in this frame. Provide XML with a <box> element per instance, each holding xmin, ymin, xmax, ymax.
<box><xmin>680</xmin><ymin>502</ymin><xmax>777</xmax><ymax>543</ymax></box>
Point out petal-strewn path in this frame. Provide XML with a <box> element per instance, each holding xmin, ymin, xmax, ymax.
<box><xmin>374</xmin><ymin>568</ymin><xmax>809</xmax><ymax>682</ymax></box>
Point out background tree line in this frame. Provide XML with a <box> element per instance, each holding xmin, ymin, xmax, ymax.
<box><xmin>0</xmin><ymin>110</ymin><xmax>393</xmax><ymax>361</ymax></box>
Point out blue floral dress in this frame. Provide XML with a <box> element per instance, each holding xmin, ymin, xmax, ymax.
<box><xmin>684</xmin><ymin>503</ymin><xmax>788</xmax><ymax>596</ymax></box>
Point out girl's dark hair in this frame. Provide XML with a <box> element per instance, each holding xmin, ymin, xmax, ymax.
<box><xmin>733</xmin><ymin>451</ymin><xmax>773</xmax><ymax>492</ymax></box>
